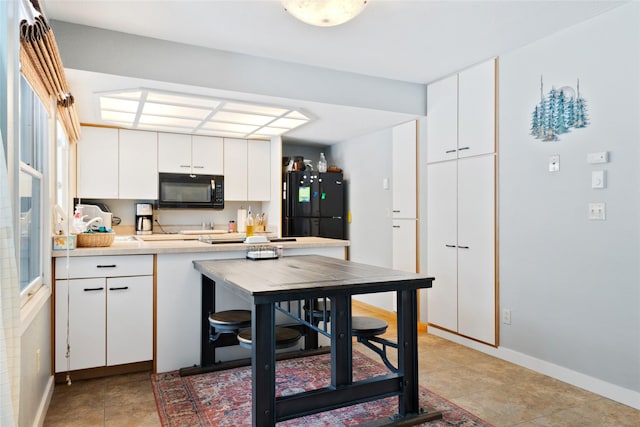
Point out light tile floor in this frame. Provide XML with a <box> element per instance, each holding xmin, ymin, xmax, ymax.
<box><xmin>44</xmin><ymin>306</ymin><xmax>640</xmax><ymax>426</ymax></box>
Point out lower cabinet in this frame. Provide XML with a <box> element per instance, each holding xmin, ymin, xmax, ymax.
<box><xmin>54</xmin><ymin>255</ymin><xmax>153</xmax><ymax>372</ymax></box>
<box><xmin>426</xmin><ymin>155</ymin><xmax>496</xmax><ymax>345</ymax></box>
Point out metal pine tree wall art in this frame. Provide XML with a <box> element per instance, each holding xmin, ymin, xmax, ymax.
<box><xmin>530</xmin><ymin>76</ymin><xmax>590</xmax><ymax>141</ymax></box>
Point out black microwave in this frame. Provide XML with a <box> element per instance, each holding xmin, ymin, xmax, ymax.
<box><xmin>158</xmin><ymin>173</ymin><xmax>224</xmax><ymax>209</ymax></box>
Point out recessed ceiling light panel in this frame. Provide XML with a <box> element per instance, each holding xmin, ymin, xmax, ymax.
<box><xmin>96</xmin><ymin>88</ymin><xmax>311</xmax><ymax>138</ymax></box>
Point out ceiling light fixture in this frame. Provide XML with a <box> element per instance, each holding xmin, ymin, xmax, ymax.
<box><xmin>281</xmin><ymin>0</ymin><xmax>368</xmax><ymax>27</ymax></box>
<box><xmin>97</xmin><ymin>88</ymin><xmax>311</xmax><ymax>139</ymax></box>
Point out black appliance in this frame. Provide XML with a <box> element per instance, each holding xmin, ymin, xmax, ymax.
<box><xmin>283</xmin><ymin>171</ymin><xmax>344</xmax><ymax>239</ymax></box>
<box><xmin>158</xmin><ymin>173</ymin><xmax>224</xmax><ymax>209</ymax></box>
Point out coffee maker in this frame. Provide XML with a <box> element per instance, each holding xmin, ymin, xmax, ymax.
<box><xmin>135</xmin><ymin>203</ymin><xmax>153</xmax><ymax>235</ymax></box>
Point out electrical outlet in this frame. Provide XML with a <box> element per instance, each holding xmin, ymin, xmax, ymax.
<box><xmin>502</xmin><ymin>309</ymin><xmax>511</xmax><ymax>325</ymax></box>
<box><xmin>588</xmin><ymin>203</ymin><xmax>606</xmax><ymax>220</ymax></box>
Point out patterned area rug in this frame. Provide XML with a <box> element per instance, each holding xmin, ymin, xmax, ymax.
<box><xmin>151</xmin><ymin>351</ymin><xmax>492</xmax><ymax>426</ymax></box>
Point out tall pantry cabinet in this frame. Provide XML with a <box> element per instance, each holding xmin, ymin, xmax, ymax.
<box><xmin>425</xmin><ymin>58</ymin><xmax>497</xmax><ymax>345</ymax></box>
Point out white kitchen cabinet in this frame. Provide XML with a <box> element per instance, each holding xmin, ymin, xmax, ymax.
<box><xmin>392</xmin><ymin>121</ymin><xmax>417</xmax><ymax>219</ymax></box>
<box><xmin>392</xmin><ymin>219</ymin><xmax>417</xmax><ymax>273</ymax></box>
<box><xmin>458</xmin><ymin>59</ymin><xmax>496</xmax><ymax>159</ymax></box>
<box><xmin>158</xmin><ymin>133</ymin><xmax>223</xmax><ymax>175</ymax></box>
<box><xmin>223</xmin><ymin>138</ymin><xmax>247</xmax><ymax>201</ymax></box>
<box><xmin>426</xmin><ymin>155</ymin><xmax>496</xmax><ymax>344</ymax></box>
<box><xmin>106</xmin><ymin>276</ymin><xmax>153</xmax><ymax>366</ymax></box>
<box><xmin>158</xmin><ymin>132</ymin><xmax>191</xmax><ymax>174</ymax></box>
<box><xmin>224</xmin><ymin>138</ymin><xmax>270</xmax><ymax>201</ymax></box>
<box><xmin>426</xmin><ymin>75</ymin><xmax>458</xmax><ymax>163</ymax></box>
<box><xmin>77</xmin><ymin>126</ymin><xmax>119</xmax><ymax>199</ymax></box>
<box><xmin>192</xmin><ymin>135</ymin><xmax>224</xmax><ymax>175</ymax></box>
<box><xmin>54</xmin><ymin>255</ymin><xmax>153</xmax><ymax>372</ymax></box>
<box><xmin>55</xmin><ymin>278</ymin><xmax>106</xmax><ymax>371</ymax></box>
<box><xmin>247</xmin><ymin>140</ymin><xmax>271</xmax><ymax>200</ymax></box>
<box><xmin>119</xmin><ymin>129</ymin><xmax>158</xmax><ymax>199</ymax></box>
<box><xmin>426</xmin><ymin>58</ymin><xmax>496</xmax><ymax>164</ymax></box>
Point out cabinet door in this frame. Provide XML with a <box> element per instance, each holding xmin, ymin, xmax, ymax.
<box><xmin>77</xmin><ymin>126</ymin><xmax>119</xmax><ymax>198</ymax></box>
<box><xmin>192</xmin><ymin>135</ymin><xmax>223</xmax><ymax>175</ymax></box>
<box><xmin>457</xmin><ymin>155</ymin><xmax>496</xmax><ymax>344</ymax></box>
<box><xmin>106</xmin><ymin>276</ymin><xmax>153</xmax><ymax>366</ymax></box>
<box><xmin>392</xmin><ymin>121</ymin><xmax>417</xmax><ymax>219</ymax></box>
<box><xmin>247</xmin><ymin>140</ymin><xmax>270</xmax><ymax>201</ymax></box>
<box><xmin>55</xmin><ymin>278</ymin><xmax>106</xmax><ymax>372</ymax></box>
<box><xmin>458</xmin><ymin>59</ymin><xmax>496</xmax><ymax>158</ymax></box>
<box><xmin>392</xmin><ymin>219</ymin><xmax>417</xmax><ymax>273</ymax></box>
<box><xmin>158</xmin><ymin>132</ymin><xmax>191</xmax><ymax>174</ymax></box>
<box><xmin>223</xmin><ymin>138</ymin><xmax>248</xmax><ymax>201</ymax></box>
<box><xmin>426</xmin><ymin>75</ymin><xmax>458</xmax><ymax>163</ymax></box>
<box><xmin>426</xmin><ymin>161</ymin><xmax>458</xmax><ymax>332</ymax></box>
<box><xmin>119</xmin><ymin>129</ymin><xmax>158</xmax><ymax>199</ymax></box>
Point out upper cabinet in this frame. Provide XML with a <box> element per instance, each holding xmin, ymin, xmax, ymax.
<box><xmin>458</xmin><ymin>59</ymin><xmax>496</xmax><ymax>158</ymax></box>
<box><xmin>391</xmin><ymin>121</ymin><xmax>417</xmax><ymax>219</ymax></box>
<box><xmin>77</xmin><ymin>126</ymin><xmax>268</xmax><ymax>202</ymax></box>
<box><xmin>158</xmin><ymin>133</ymin><xmax>223</xmax><ymax>175</ymax></box>
<box><xmin>77</xmin><ymin>126</ymin><xmax>119</xmax><ymax>199</ymax></box>
<box><xmin>118</xmin><ymin>129</ymin><xmax>158</xmax><ymax>200</ymax></box>
<box><xmin>427</xmin><ymin>59</ymin><xmax>496</xmax><ymax>163</ymax></box>
<box><xmin>247</xmin><ymin>140</ymin><xmax>271</xmax><ymax>201</ymax></box>
<box><xmin>77</xmin><ymin>127</ymin><xmax>158</xmax><ymax>200</ymax></box>
<box><xmin>224</xmin><ymin>138</ymin><xmax>270</xmax><ymax>201</ymax></box>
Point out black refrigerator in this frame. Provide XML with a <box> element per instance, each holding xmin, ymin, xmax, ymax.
<box><xmin>282</xmin><ymin>171</ymin><xmax>344</xmax><ymax>239</ymax></box>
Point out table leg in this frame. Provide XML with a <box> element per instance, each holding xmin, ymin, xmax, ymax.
<box><xmin>397</xmin><ymin>289</ymin><xmax>419</xmax><ymax>416</ymax></box>
<box><xmin>252</xmin><ymin>302</ymin><xmax>276</xmax><ymax>427</ymax></box>
<box><xmin>331</xmin><ymin>295</ymin><xmax>352</xmax><ymax>386</ymax></box>
<box><xmin>200</xmin><ymin>275</ymin><xmax>215</xmax><ymax>366</ymax></box>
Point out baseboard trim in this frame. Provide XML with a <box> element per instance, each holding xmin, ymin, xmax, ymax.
<box><xmin>429</xmin><ymin>327</ymin><xmax>640</xmax><ymax>410</ymax></box>
<box><xmin>33</xmin><ymin>375</ymin><xmax>55</xmax><ymax>427</ymax></box>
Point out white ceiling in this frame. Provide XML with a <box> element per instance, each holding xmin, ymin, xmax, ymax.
<box><xmin>42</xmin><ymin>0</ymin><xmax>624</xmax><ymax>145</ymax></box>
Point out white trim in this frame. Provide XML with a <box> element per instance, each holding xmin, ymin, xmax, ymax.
<box><xmin>429</xmin><ymin>327</ymin><xmax>640</xmax><ymax>410</ymax></box>
<box><xmin>32</xmin><ymin>375</ymin><xmax>54</xmax><ymax>427</ymax></box>
<box><xmin>19</xmin><ymin>284</ymin><xmax>51</xmax><ymax>336</ymax></box>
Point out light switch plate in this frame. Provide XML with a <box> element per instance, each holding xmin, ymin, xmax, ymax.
<box><xmin>549</xmin><ymin>155</ymin><xmax>560</xmax><ymax>172</ymax></box>
<box><xmin>588</xmin><ymin>203</ymin><xmax>606</xmax><ymax>220</ymax></box>
<box><xmin>591</xmin><ymin>170</ymin><xmax>606</xmax><ymax>189</ymax></box>
<box><xmin>587</xmin><ymin>151</ymin><xmax>609</xmax><ymax>164</ymax></box>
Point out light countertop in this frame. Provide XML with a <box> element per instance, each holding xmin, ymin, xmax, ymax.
<box><xmin>51</xmin><ymin>235</ymin><xmax>350</xmax><ymax>257</ymax></box>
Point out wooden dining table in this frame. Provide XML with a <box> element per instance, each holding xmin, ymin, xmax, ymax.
<box><xmin>192</xmin><ymin>254</ymin><xmax>441</xmax><ymax>426</ymax></box>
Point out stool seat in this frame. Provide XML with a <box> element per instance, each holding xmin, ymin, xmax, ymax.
<box><xmin>351</xmin><ymin>316</ymin><xmax>389</xmax><ymax>337</ymax></box>
<box><xmin>209</xmin><ymin>310</ymin><xmax>251</xmax><ymax>333</ymax></box>
<box><xmin>237</xmin><ymin>327</ymin><xmax>302</xmax><ymax>350</ymax></box>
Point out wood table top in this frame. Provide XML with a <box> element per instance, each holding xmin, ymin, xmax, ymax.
<box><xmin>193</xmin><ymin>255</ymin><xmax>434</xmax><ymax>303</ymax></box>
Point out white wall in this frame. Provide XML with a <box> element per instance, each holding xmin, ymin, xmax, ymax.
<box><xmin>499</xmin><ymin>1</ymin><xmax>639</xmax><ymax>398</ymax></box>
<box><xmin>330</xmin><ymin>128</ymin><xmax>396</xmax><ymax>310</ymax></box>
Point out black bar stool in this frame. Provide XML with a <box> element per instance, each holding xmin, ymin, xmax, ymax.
<box><xmin>208</xmin><ymin>309</ymin><xmax>252</xmax><ymax>342</ymax></box>
<box><xmin>237</xmin><ymin>327</ymin><xmax>302</xmax><ymax>350</ymax></box>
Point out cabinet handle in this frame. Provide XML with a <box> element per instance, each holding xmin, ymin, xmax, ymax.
<box><xmin>392</xmin><ymin>225</ymin><xmax>401</xmax><ymax>228</ymax></box>
<box><xmin>96</xmin><ymin>264</ymin><xmax>116</xmax><ymax>268</ymax></box>
<box><xmin>445</xmin><ymin>149</ymin><xmax>457</xmax><ymax>154</ymax></box>
<box><xmin>83</xmin><ymin>287</ymin><xmax>104</xmax><ymax>292</ymax></box>
<box><xmin>392</xmin><ymin>210</ymin><xmax>400</xmax><ymax>213</ymax></box>
<box><xmin>458</xmin><ymin>245</ymin><xmax>470</xmax><ymax>249</ymax></box>
<box><xmin>445</xmin><ymin>244</ymin><xmax>456</xmax><ymax>248</ymax></box>
<box><xmin>109</xmin><ymin>286</ymin><xmax>129</xmax><ymax>291</ymax></box>
<box><xmin>193</xmin><ymin>165</ymin><xmax>204</xmax><ymax>169</ymax></box>
<box><xmin>180</xmin><ymin>164</ymin><xmax>190</xmax><ymax>168</ymax></box>
<box><xmin>458</xmin><ymin>147</ymin><xmax>470</xmax><ymax>151</ymax></box>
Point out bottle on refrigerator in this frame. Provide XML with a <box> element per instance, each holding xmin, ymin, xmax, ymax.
<box><xmin>318</xmin><ymin>152</ymin><xmax>327</xmax><ymax>173</ymax></box>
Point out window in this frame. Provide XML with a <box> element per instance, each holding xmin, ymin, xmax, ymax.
<box><xmin>19</xmin><ymin>75</ymin><xmax>48</xmax><ymax>299</ymax></box>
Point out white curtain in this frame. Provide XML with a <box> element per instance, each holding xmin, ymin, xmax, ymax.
<box><xmin>0</xmin><ymin>134</ymin><xmax>20</xmax><ymax>426</ymax></box>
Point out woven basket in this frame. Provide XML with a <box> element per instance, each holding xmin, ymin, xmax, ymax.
<box><xmin>76</xmin><ymin>232</ymin><xmax>115</xmax><ymax>248</ymax></box>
